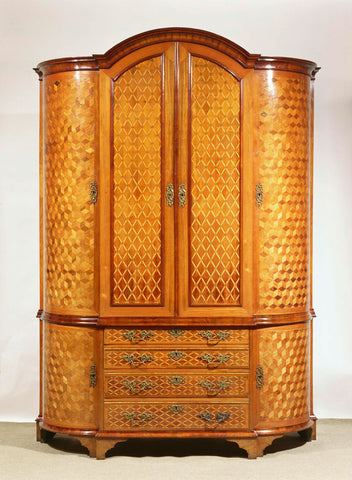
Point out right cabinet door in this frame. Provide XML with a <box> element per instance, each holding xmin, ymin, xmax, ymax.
<box><xmin>177</xmin><ymin>43</ymin><xmax>254</xmax><ymax>317</ymax></box>
<box><xmin>253</xmin><ymin>70</ymin><xmax>311</xmax><ymax>315</ymax></box>
<box><xmin>255</xmin><ymin>323</ymin><xmax>311</xmax><ymax>428</ymax></box>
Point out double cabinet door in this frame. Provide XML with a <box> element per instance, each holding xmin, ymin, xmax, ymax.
<box><xmin>100</xmin><ymin>42</ymin><xmax>253</xmax><ymax>318</ymax></box>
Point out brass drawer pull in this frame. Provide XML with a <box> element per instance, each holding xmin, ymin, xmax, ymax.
<box><xmin>178</xmin><ymin>183</ymin><xmax>186</xmax><ymax>207</ymax></box>
<box><xmin>122</xmin><ymin>380</ymin><xmax>155</xmax><ymax>394</ymax></box>
<box><xmin>168</xmin><ymin>375</ymin><xmax>185</xmax><ymax>386</ymax></box>
<box><xmin>123</xmin><ymin>412</ymin><xmax>154</xmax><ymax>424</ymax></box>
<box><xmin>198</xmin><ymin>330</ymin><xmax>231</xmax><ymax>344</ymax></box>
<box><xmin>122</xmin><ymin>330</ymin><xmax>155</xmax><ymax>343</ymax></box>
<box><xmin>122</xmin><ymin>353</ymin><xmax>154</xmax><ymax>366</ymax></box>
<box><xmin>198</xmin><ymin>411</ymin><xmax>230</xmax><ymax>424</ymax></box>
<box><xmin>198</xmin><ymin>380</ymin><xmax>231</xmax><ymax>396</ymax></box>
<box><xmin>168</xmin><ymin>329</ymin><xmax>185</xmax><ymax>339</ymax></box>
<box><xmin>166</xmin><ymin>183</ymin><xmax>175</xmax><ymax>206</ymax></box>
<box><xmin>168</xmin><ymin>350</ymin><xmax>186</xmax><ymax>361</ymax></box>
<box><xmin>198</xmin><ymin>353</ymin><xmax>231</xmax><ymax>368</ymax></box>
<box><xmin>168</xmin><ymin>405</ymin><xmax>185</xmax><ymax>415</ymax></box>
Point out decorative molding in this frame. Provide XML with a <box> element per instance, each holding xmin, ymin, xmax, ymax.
<box><xmin>40</xmin><ymin>311</ymin><xmax>99</xmax><ymax>326</ymax></box>
<box><xmin>34</xmin><ymin>28</ymin><xmax>318</xmax><ymax>78</ymax></box>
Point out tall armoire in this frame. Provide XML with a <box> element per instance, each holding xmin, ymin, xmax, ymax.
<box><xmin>35</xmin><ymin>28</ymin><xmax>319</xmax><ymax>459</ymax></box>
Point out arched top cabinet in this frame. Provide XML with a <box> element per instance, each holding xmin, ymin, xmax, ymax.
<box><xmin>35</xmin><ymin>28</ymin><xmax>319</xmax><ymax>459</ymax></box>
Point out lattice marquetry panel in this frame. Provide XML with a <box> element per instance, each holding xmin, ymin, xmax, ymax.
<box><xmin>104</xmin><ymin>348</ymin><xmax>249</xmax><ymax>369</ymax></box>
<box><xmin>43</xmin><ymin>72</ymin><xmax>98</xmax><ymax>313</ymax></box>
<box><xmin>104</xmin><ymin>373</ymin><xmax>249</xmax><ymax>398</ymax></box>
<box><xmin>43</xmin><ymin>323</ymin><xmax>96</xmax><ymax>428</ymax></box>
<box><xmin>112</xmin><ymin>56</ymin><xmax>163</xmax><ymax>305</ymax></box>
<box><xmin>104</xmin><ymin>328</ymin><xmax>249</xmax><ymax>346</ymax></box>
<box><xmin>190</xmin><ymin>56</ymin><xmax>241</xmax><ymax>305</ymax></box>
<box><xmin>257</xmin><ymin>324</ymin><xmax>310</xmax><ymax>425</ymax></box>
<box><xmin>104</xmin><ymin>402</ymin><xmax>249</xmax><ymax>431</ymax></box>
<box><xmin>256</xmin><ymin>71</ymin><xmax>310</xmax><ymax>311</ymax></box>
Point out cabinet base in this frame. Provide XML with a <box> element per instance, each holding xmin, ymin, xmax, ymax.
<box><xmin>227</xmin><ymin>435</ymin><xmax>282</xmax><ymax>459</ymax></box>
<box><xmin>36</xmin><ymin>420</ymin><xmax>317</xmax><ymax>459</ymax></box>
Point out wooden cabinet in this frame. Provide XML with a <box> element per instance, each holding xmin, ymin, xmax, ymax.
<box><xmin>35</xmin><ymin>28</ymin><xmax>319</xmax><ymax>459</ymax></box>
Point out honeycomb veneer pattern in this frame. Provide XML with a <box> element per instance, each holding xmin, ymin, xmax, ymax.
<box><xmin>43</xmin><ymin>72</ymin><xmax>98</xmax><ymax>313</ymax></box>
<box><xmin>257</xmin><ymin>324</ymin><xmax>310</xmax><ymax>424</ymax></box>
<box><xmin>43</xmin><ymin>323</ymin><xmax>96</xmax><ymax>428</ymax></box>
<box><xmin>256</xmin><ymin>71</ymin><xmax>310</xmax><ymax>312</ymax></box>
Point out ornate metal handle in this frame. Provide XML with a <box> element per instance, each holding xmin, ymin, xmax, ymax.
<box><xmin>89</xmin><ymin>364</ymin><xmax>97</xmax><ymax>387</ymax></box>
<box><xmin>166</xmin><ymin>183</ymin><xmax>174</xmax><ymax>206</ymax></box>
<box><xmin>168</xmin><ymin>350</ymin><xmax>186</xmax><ymax>361</ymax></box>
<box><xmin>122</xmin><ymin>353</ymin><xmax>154</xmax><ymax>366</ymax></box>
<box><xmin>123</xmin><ymin>412</ymin><xmax>154</xmax><ymax>424</ymax></box>
<box><xmin>198</xmin><ymin>353</ymin><xmax>231</xmax><ymax>368</ymax></box>
<box><xmin>198</xmin><ymin>330</ymin><xmax>231</xmax><ymax>345</ymax></box>
<box><xmin>168</xmin><ymin>329</ymin><xmax>185</xmax><ymax>339</ymax></box>
<box><xmin>168</xmin><ymin>404</ymin><xmax>185</xmax><ymax>415</ymax></box>
<box><xmin>90</xmin><ymin>181</ymin><xmax>98</xmax><ymax>204</ymax></box>
<box><xmin>198</xmin><ymin>411</ymin><xmax>230</xmax><ymax>424</ymax></box>
<box><xmin>122</xmin><ymin>380</ymin><xmax>154</xmax><ymax>394</ymax></box>
<box><xmin>256</xmin><ymin>183</ymin><xmax>263</xmax><ymax>206</ymax></box>
<box><xmin>179</xmin><ymin>184</ymin><xmax>186</xmax><ymax>207</ymax></box>
<box><xmin>168</xmin><ymin>375</ymin><xmax>185</xmax><ymax>386</ymax></box>
<box><xmin>256</xmin><ymin>365</ymin><xmax>264</xmax><ymax>388</ymax></box>
<box><xmin>198</xmin><ymin>379</ymin><xmax>231</xmax><ymax>396</ymax></box>
<box><xmin>122</xmin><ymin>330</ymin><xmax>155</xmax><ymax>343</ymax></box>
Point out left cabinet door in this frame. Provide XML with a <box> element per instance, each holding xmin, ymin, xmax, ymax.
<box><xmin>100</xmin><ymin>44</ymin><xmax>175</xmax><ymax>317</ymax></box>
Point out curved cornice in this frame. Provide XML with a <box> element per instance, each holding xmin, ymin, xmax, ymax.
<box><xmin>35</xmin><ymin>27</ymin><xmax>318</xmax><ymax>78</ymax></box>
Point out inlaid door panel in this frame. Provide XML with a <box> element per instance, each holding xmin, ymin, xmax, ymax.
<box><xmin>177</xmin><ymin>43</ymin><xmax>254</xmax><ymax>317</ymax></box>
<box><xmin>100</xmin><ymin>44</ymin><xmax>175</xmax><ymax>316</ymax></box>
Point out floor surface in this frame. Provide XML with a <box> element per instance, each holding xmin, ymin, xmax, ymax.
<box><xmin>0</xmin><ymin>420</ymin><xmax>351</xmax><ymax>479</ymax></box>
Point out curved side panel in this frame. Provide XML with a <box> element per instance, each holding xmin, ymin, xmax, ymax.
<box><xmin>43</xmin><ymin>322</ymin><xmax>97</xmax><ymax>429</ymax></box>
<box><xmin>43</xmin><ymin>71</ymin><xmax>98</xmax><ymax>315</ymax></box>
<box><xmin>254</xmin><ymin>70</ymin><xmax>311</xmax><ymax>313</ymax></box>
<box><xmin>255</xmin><ymin>322</ymin><xmax>310</xmax><ymax>429</ymax></box>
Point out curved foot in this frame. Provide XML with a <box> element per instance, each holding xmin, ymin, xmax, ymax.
<box><xmin>72</xmin><ymin>437</ymin><xmax>126</xmax><ymax>459</ymax></box>
<box><xmin>96</xmin><ymin>439</ymin><xmax>126</xmax><ymax>460</ymax></box>
<box><xmin>37</xmin><ymin>424</ymin><xmax>55</xmax><ymax>444</ymax></box>
<box><xmin>228</xmin><ymin>435</ymin><xmax>282</xmax><ymax>459</ymax></box>
<box><xmin>72</xmin><ymin>436</ymin><xmax>97</xmax><ymax>458</ymax></box>
<box><xmin>298</xmin><ymin>427</ymin><xmax>313</xmax><ymax>442</ymax></box>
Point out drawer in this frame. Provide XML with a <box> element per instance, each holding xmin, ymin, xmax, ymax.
<box><xmin>104</xmin><ymin>372</ymin><xmax>249</xmax><ymax>399</ymax></box>
<box><xmin>104</xmin><ymin>328</ymin><xmax>249</xmax><ymax>346</ymax></box>
<box><xmin>104</xmin><ymin>347</ymin><xmax>249</xmax><ymax>369</ymax></box>
<box><xmin>104</xmin><ymin>401</ymin><xmax>249</xmax><ymax>431</ymax></box>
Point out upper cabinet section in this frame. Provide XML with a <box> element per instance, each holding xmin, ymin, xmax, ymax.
<box><xmin>42</xmin><ymin>71</ymin><xmax>99</xmax><ymax>316</ymax></box>
<box><xmin>37</xmin><ymin>29</ymin><xmax>319</xmax><ymax>323</ymax></box>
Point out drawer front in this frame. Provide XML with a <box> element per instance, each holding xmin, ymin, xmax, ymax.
<box><xmin>104</xmin><ymin>401</ymin><xmax>249</xmax><ymax>431</ymax></box>
<box><xmin>104</xmin><ymin>328</ymin><xmax>249</xmax><ymax>346</ymax></box>
<box><xmin>104</xmin><ymin>373</ymin><xmax>249</xmax><ymax>399</ymax></box>
<box><xmin>104</xmin><ymin>347</ymin><xmax>249</xmax><ymax>369</ymax></box>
